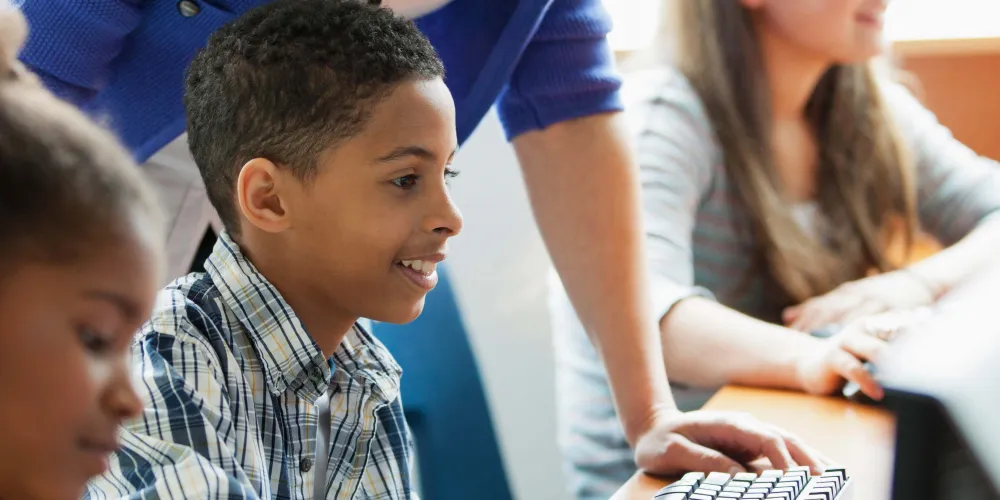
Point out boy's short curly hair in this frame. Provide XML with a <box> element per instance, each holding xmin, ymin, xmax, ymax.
<box><xmin>184</xmin><ymin>0</ymin><xmax>444</xmax><ymax>235</ymax></box>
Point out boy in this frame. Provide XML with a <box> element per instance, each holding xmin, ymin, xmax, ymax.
<box><xmin>86</xmin><ymin>1</ymin><xmax>459</xmax><ymax>498</ymax></box>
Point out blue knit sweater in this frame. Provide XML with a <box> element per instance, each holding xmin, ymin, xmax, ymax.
<box><xmin>18</xmin><ymin>0</ymin><xmax>623</xmax><ymax>161</ymax></box>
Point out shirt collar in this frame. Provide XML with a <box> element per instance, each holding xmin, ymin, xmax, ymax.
<box><xmin>205</xmin><ymin>232</ymin><xmax>400</xmax><ymax>402</ymax></box>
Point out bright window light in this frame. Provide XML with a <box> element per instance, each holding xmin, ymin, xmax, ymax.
<box><xmin>885</xmin><ymin>0</ymin><xmax>1000</xmax><ymax>41</ymax></box>
<box><xmin>604</xmin><ymin>0</ymin><xmax>1000</xmax><ymax>53</ymax></box>
<box><xmin>604</xmin><ymin>0</ymin><xmax>661</xmax><ymax>52</ymax></box>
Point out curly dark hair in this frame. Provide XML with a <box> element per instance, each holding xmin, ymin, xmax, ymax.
<box><xmin>184</xmin><ymin>0</ymin><xmax>444</xmax><ymax>235</ymax></box>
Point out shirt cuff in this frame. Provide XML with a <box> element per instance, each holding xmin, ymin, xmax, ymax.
<box><xmin>498</xmin><ymin>87</ymin><xmax>624</xmax><ymax>141</ymax></box>
<box><xmin>649</xmin><ymin>276</ymin><xmax>716</xmax><ymax>325</ymax></box>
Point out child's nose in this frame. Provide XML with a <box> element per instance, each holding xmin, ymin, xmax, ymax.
<box><xmin>103</xmin><ymin>364</ymin><xmax>143</xmax><ymax>421</ymax></box>
<box><xmin>426</xmin><ymin>192</ymin><xmax>463</xmax><ymax>237</ymax></box>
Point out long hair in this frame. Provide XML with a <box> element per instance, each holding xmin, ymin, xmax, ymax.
<box><xmin>671</xmin><ymin>0</ymin><xmax>918</xmax><ymax>302</ymax></box>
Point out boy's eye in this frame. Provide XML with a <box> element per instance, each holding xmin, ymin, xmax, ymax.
<box><xmin>444</xmin><ymin>168</ymin><xmax>459</xmax><ymax>186</ymax></box>
<box><xmin>78</xmin><ymin>327</ymin><xmax>113</xmax><ymax>355</ymax></box>
<box><xmin>391</xmin><ymin>174</ymin><xmax>420</xmax><ymax>191</ymax></box>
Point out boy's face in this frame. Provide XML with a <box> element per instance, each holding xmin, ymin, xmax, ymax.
<box><xmin>0</xmin><ymin>229</ymin><xmax>157</xmax><ymax>499</ymax></box>
<box><xmin>275</xmin><ymin>78</ymin><xmax>461</xmax><ymax>324</ymax></box>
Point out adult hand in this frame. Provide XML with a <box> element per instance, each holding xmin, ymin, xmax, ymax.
<box><xmin>633</xmin><ymin>410</ymin><xmax>830</xmax><ymax>477</ymax></box>
<box><xmin>783</xmin><ymin>270</ymin><xmax>937</xmax><ymax>333</ymax></box>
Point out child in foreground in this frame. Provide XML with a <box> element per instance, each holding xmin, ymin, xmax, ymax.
<box><xmin>86</xmin><ymin>1</ymin><xmax>460</xmax><ymax>498</ymax></box>
<box><xmin>0</xmin><ymin>5</ymin><xmax>164</xmax><ymax>500</ymax></box>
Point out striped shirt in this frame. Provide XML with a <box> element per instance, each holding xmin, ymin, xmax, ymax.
<box><xmin>85</xmin><ymin>232</ymin><xmax>415</xmax><ymax>499</ymax></box>
<box><xmin>553</xmin><ymin>67</ymin><xmax>1000</xmax><ymax>500</ymax></box>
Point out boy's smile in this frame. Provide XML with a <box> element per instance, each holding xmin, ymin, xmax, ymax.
<box><xmin>394</xmin><ymin>251</ymin><xmax>447</xmax><ymax>291</ymax></box>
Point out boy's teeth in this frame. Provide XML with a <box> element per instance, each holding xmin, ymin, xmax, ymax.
<box><xmin>399</xmin><ymin>259</ymin><xmax>436</xmax><ymax>274</ymax></box>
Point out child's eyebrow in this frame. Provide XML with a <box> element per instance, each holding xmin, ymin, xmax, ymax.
<box><xmin>84</xmin><ymin>290</ymin><xmax>140</xmax><ymax>321</ymax></box>
<box><xmin>375</xmin><ymin>145</ymin><xmax>437</xmax><ymax>163</ymax></box>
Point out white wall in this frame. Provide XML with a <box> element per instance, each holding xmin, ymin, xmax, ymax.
<box><xmin>446</xmin><ymin>110</ymin><xmax>571</xmax><ymax>500</ymax></box>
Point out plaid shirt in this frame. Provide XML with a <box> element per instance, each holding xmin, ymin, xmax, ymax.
<box><xmin>86</xmin><ymin>232</ymin><xmax>415</xmax><ymax>499</ymax></box>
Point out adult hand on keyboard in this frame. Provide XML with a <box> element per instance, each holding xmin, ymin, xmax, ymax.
<box><xmin>633</xmin><ymin>410</ymin><xmax>830</xmax><ymax>478</ymax></box>
<box><xmin>794</xmin><ymin>321</ymin><xmax>888</xmax><ymax>401</ymax></box>
<box><xmin>782</xmin><ymin>270</ymin><xmax>937</xmax><ymax>333</ymax></box>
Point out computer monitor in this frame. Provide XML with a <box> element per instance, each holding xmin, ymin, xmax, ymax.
<box><xmin>880</xmin><ymin>280</ymin><xmax>1000</xmax><ymax>500</ymax></box>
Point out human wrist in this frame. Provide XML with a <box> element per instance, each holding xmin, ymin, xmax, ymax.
<box><xmin>624</xmin><ymin>402</ymin><xmax>682</xmax><ymax>447</ymax></box>
<box><xmin>898</xmin><ymin>266</ymin><xmax>947</xmax><ymax>302</ymax></box>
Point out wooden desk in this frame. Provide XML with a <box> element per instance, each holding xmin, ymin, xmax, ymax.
<box><xmin>611</xmin><ymin>387</ymin><xmax>896</xmax><ymax>500</ymax></box>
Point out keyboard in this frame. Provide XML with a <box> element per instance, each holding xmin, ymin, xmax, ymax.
<box><xmin>652</xmin><ymin>467</ymin><xmax>852</xmax><ymax>500</ymax></box>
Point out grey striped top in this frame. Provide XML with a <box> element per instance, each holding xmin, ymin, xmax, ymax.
<box><xmin>633</xmin><ymin>68</ymin><xmax>1000</xmax><ymax>325</ymax></box>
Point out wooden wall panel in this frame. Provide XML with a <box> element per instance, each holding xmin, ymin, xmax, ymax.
<box><xmin>899</xmin><ymin>52</ymin><xmax>1000</xmax><ymax>161</ymax></box>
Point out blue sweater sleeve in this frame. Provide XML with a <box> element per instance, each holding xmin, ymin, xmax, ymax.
<box><xmin>17</xmin><ymin>0</ymin><xmax>144</xmax><ymax>104</ymax></box>
<box><xmin>495</xmin><ymin>0</ymin><xmax>624</xmax><ymax>140</ymax></box>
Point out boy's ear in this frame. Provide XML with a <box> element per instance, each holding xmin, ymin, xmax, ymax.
<box><xmin>236</xmin><ymin>158</ymin><xmax>291</xmax><ymax>234</ymax></box>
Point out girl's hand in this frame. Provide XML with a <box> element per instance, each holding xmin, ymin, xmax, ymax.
<box><xmin>783</xmin><ymin>270</ymin><xmax>937</xmax><ymax>333</ymax></box>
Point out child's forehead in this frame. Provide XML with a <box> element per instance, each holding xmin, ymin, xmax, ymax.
<box><xmin>352</xmin><ymin>79</ymin><xmax>456</xmax><ymax>145</ymax></box>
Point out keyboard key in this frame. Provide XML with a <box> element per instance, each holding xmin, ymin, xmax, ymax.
<box><xmin>732</xmin><ymin>472</ymin><xmax>758</xmax><ymax>483</ymax></box>
<box><xmin>754</xmin><ymin>477</ymin><xmax>779</xmax><ymax>486</ymax></box>
<box><xmin>809</xmin><ymin>484</ymin><xmax>836</xmax><ymax>500</ymax></box>
<box><xmin>693</xmin><ymin>487</ymin><xmax>719</xmax><ymax>497</ymax></box>
<box><xmin>776</xmin><ymin>477</ymin><xmax>802</xmax><ymax>491</ymax></box>
<box><xmin>689</xmin><ymin>494</ymin><xmax>714</xmax><ymax>500</ymax></box>
<box><xmin>765</xmin><ymin>488</ymin><xmax>793</xmax><ymax>500</ymax></box>
<box><xmin>786</xmin><ymin>466</ymin><xmax>810</xmax><ymax>477</ymax></box>
<box><xmin>746</xmin><ymin>487</ymin><xmax>771</xmax><ymax>496</ymax></box>
<box><xmin>652</xmin><ymin>494</ymin><xmax>686</xmax><ymax>500</ymax></box>
<box><xmin>774</xmin><ymin>477</ymin><xmax>805</xmax><ymax>495</ymax></box>
<box><xmin>741</xmin><ymin>494</ymin><xmax>766</xmax><ymax>500</ymax></box>
<box><xmin>760</xmin><ymin>470</ymin><xmax>783</xmax><ymax>479</ymax></box>
<box><xmin>658</xmin><ymin>484</ymin><xmax>695</xmax><ymax>495</ymax></box>
<box><xmin>704</xmin><ymin>472</ymin><xmax>731</xmax><ymax>486</ymax></box>
<box><xmin>682</xmin><ymin>472</ymin><xmax>707</xmax><ymax>484</ymax></box>
<box><xmin>728</xmin><ymin>480</ymin><xmax>752</xmax><ymax>489</ymax></box>
<box><xmin>769</xmin><ymin>486</ymin><xmax>796</xmax><ymax>499</ymax></box>
<box><xmin>823</xmin><ymin>467</ymin><xmax>848</xmax><ymax>482</ymax></box>
<box><xmin>723</xmin><ymin>485</ymin><xmax>748</xmax><ymax>494</ymax></box>
<box><xmin>814</xmin><ymin>476</ymin><xmax>842</xmax><ymax>493</ymax></box>
<box><xmin>718</xmin><ymin>493</ymin><xmax>741</xmax><ymax>499</ymax></box>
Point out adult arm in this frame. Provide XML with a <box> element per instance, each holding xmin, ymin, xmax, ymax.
<box><xmin>502</xmin><ymin>1</ymin><xmax>827</xmax><ymax>473</ymax></box>
<box><xmin>17</xmin><ymin>0</ymin><xmax>144</xmax><ymax>104</ymax></box>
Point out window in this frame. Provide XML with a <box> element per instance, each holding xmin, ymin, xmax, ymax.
<box><xmin>604</xmin><ymin>0</ymin><xmax>661</xmax><ymax>52</ymax></box>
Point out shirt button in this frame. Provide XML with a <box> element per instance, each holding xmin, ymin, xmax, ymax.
<box><xmin>177</xmin><ymin>0</ymin><xmax>200</xmax><ymax>17</ymax></box>
<box><xmin>299</xmin><ymin>456</ymin><xmax>313</xmax><ymax>473</ymax></box>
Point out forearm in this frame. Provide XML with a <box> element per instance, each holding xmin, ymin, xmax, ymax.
<box><xmin>661</xmin><ymin>297</ymin><xmax>820</xmax><ymax>389</ymax></box>
<box><xmin>909</xmin><ymin>213</ymin><xmax>1000</xmax><ymax>296</ymax></box>
<box><xmin>513</xmin><ymin>112</ymin><xmax>675</xmax><ymax>443</ymax></box>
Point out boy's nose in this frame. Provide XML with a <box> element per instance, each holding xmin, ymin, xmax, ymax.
<box><xmin>425</xmin><ymin>191</ymin><xmax>463</xmax><ymax>237</ymax></box>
